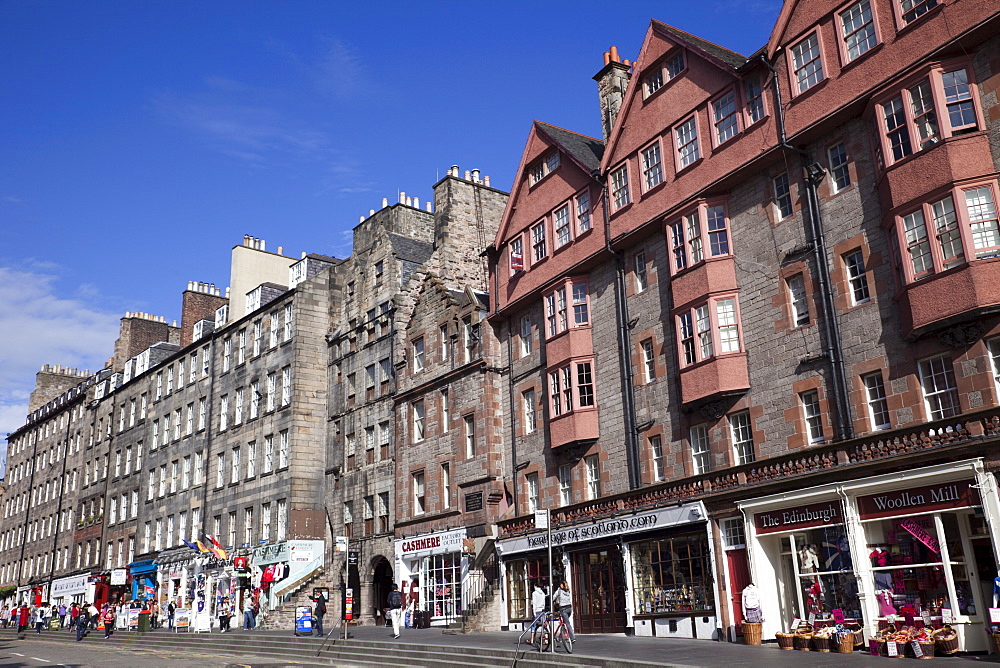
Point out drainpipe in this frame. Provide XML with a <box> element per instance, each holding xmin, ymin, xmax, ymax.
<box><xmin>199</xmin><ymin>337</ymin><xmax>218</xmax><ymax>537</ymax></box>
<box><xmin>603</xmin><ymin>180</ymin><xmax>642</xmax><ymax>490</ymax></box>
<box><xmin>47</xmin><ymin>400</ymin><xmax>77</xmax><ymax>590</ymax></box>
<box><xmin>505</xmin><ymin>316</ymin><xmax>519</xmax><ymax>518</ymax></box>
<box><xmin>761</xmin><ymin>53</ymin><xmax>854</xmax><ymax>442</ymax></box>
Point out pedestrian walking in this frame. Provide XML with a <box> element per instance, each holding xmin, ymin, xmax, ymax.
<box><xmin>528</xmin><ymin>581</ymin><xmax>548</xmax><ymax>645</ymax></box>
<box><xmin>218</xmin><ymin>597</ymin><xmax>232</xmax><ymax>632</ymax></box>
<box><xmin>0</xmin><ymin>605</ymin><xmax>7</xmax><ymax>629</ymax></box>
<box><xmin>242</xmin><ymin>601</ymin><xmax>254</xmax><ymax>630</ymax></box>
<box><xmin>387</xmin><ymin>584</ymin><xmax>403</xmax><ymax>639</ymax></box>
<box><xmin>102</xmin><ymin>604</ymin><xmax>116</xmax><ymax>638</ymax></box>
<box><xmin>58</xmin><ymin>603</ymin><xmax>67</xmax><ymax>628</ymax></box>
<box><xmin>69</xmin><ymin>603</ymin><xmax>80</xmax><ymax>630</ymax></box>
<box><xmin>33</xmin><ymin>604</ymin><xmax>46</xmax><ymax>634</ymax></box>
<box><xmin>309</xmin><ymin>592</ymin><xmax>327</xmax><ymax>637</ymax></box>
<box><xmin>167</xmin><ymin>601</ymin><xmax>175</xmax><ymax>629</ymax></box>
<box><xmin>553</xmin><ymin>580</ymin><xmax>576</xmax><ymax>641</ymax></box>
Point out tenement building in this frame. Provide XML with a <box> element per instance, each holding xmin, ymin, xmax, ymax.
<box><xmin>489</xmin><ymin>1</ymin><xmax>1000</xmax><ymax>651</ymax></box>
<box><xmin>327</xmin><ymin>167</ymin><xmax>507</xmax><ymax>628</ymax></box>
<box><xmin>2</xmin><ymin>237</ymin><xmax>338</xmax><ymax>630</ymax></box>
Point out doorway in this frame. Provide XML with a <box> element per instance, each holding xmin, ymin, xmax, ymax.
<box><xmin>570</xmin><ymin>547</ymin><xmax>626</xmax><ymax>633</ymax></box>
<box><xmin>372</xmin><ymin>558</ymin><xmax>393</xmax><ymax>625</ymax></box>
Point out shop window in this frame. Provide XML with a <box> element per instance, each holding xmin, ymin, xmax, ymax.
<box><xmin>875</xmin><ymin>64</ymin><xmax>981</xmax><ymax>167</ymax></box>
<box><xmin>421</xmin><ymin>553</ymin><xmax>462</xmax><ymax>619</ymax></box>
<box><xmin>505</xmin><ymin>557</ymin><xmax>552</xmax><ymax>620</ymax></box>
<box><xmin>690</xmin><ymin>424</ymin><xmax>710</xmax><ymax>474</ymax></box>
<box><xmin>782</xmin><ymin>525</ymin><xmax>861</xmax><ymax>619</ymax></box>
<box><xmin>865</xmin><ymin>512</ymin><xmax>975</xmax><ymax>619</ymax></box>
<box><xmin>631</xmin><ymin>534</ymin><xmax>714</xmax><ymax>615</ymax></box>
<box><xmin>918</xmin><ymin>354</ymin><xmax>960</xmax><ymax>420</ymax></box>
<box><xmin>864</xmin><ymin>372</ymin><xmax>892</xmax><ymax>430</ymax></box>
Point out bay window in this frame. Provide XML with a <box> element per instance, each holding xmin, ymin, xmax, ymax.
<box><xmin>668</xmin><ymin>202</ymin><xmax>730</xmax><ymax>273</ymax></box>
<box><xmin>675</xmin><ymin>296</ymin><xmax>742</xmax><ymax>367</ymax></box>
<box><xmin>876</xmin><ymin>64</ymin><xmax>981</xmax><ymax>167</ymax></box>
<box><xmin>548</xmin><ymin>360</ymin><xmax>596</xmax><ymax>417</ymax></box>
<box><xmin>893</xmin><ymin>182</ymin><xmax>1000</xmax><ymax>282</ymax></box>
<box><xmin>543</xmin><ymin>278</ymin><xmax>590</xmax><ymax>338</ymax></box>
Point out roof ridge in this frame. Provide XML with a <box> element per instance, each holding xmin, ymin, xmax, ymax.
<box><xmin>535</xmin><ymin>120</ymin><xmax>604</xmax><ymax>145</ymax></box>
<box><xmin>651</xmin><ymin>19</ymin><xmax>747</xmax><ymax>63</ymax></box>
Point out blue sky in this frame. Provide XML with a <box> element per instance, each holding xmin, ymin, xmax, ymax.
<box><xmin>0</xmin><ymin>0</ymin><xmax>782</xmax><ymax>444</ymax></box>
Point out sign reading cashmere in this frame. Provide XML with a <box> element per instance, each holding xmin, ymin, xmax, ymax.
<box><xmin>395</xmin><ymin>528</ymin><xmax>466</xmax><ymax>560</ymax></box>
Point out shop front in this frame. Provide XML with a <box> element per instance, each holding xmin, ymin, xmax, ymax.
<box><xmin>128</xmin><ymin>560</ymin><xmax>158</xmax><ymax>603</ymax></box>
<box><xmin>739</xmin><ymin>459</ymin><xmax>1000</xmax><ymax>652</ymax></box>
<box><xmin>394</xmin><ymin>528</ymin><xmax>467</xmax><ymax>627</ymax></box>
<box><xmin>497</xmin><ymin>501</ymin><xmax>716</xmax><ymax>639</ymax></box>
<box><xmin>154</xmin><ymin>548</ymin><xmax>197</xmax><ymax>610</ymax></box>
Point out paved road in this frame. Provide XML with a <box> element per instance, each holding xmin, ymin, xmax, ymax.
<box><xmin>0</xmin><ymin>636</ymin><xmax>302</xmax><ymax>668</ymax></box>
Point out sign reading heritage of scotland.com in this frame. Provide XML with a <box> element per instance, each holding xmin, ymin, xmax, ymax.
<box><xmin>497</xmin><ymin>503</ymin><xmax>705</xmax><ymax>556</ymax></box>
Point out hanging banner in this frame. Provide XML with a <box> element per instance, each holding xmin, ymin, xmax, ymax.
<box><xmin>897</xmin><ymin>518</ymin><xmax>941</xmax><ymax>553</ymax></box>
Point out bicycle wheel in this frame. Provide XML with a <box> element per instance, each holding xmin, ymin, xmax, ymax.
<box><xmin>559</xmin><ymin>626</ymin><xmax>573</xmax><ymax>654</ymax></box>
<box><xmin>537</xmin><ymin>626</ymin><xmax>551</xmax><ymax>652</ymax></box>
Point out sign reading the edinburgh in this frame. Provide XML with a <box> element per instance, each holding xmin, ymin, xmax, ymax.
<box><xmin>754</xmin><ymin>501</ymin><xmax>843</xmax><ymax>534</ymax></box>
<box><xmin>857</xmin><ymin>480</ymin><xmax>978</xmax><ymax>520</ymax></box>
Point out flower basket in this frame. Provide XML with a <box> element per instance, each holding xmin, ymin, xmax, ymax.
<box><xmin>934</xmin><ymin>626</ymin><xmax>959</xmax><ymax>655</ymax></box>
<box><xmin>988</xmin><ymin>630</ymin><xmax>1000</xmax><ymax>656</ymax></box>
<box><xmin>836</xmin><ymin>632</ymin><xmax>856</xmax><ymax>653</ymax></box>
<box><xmin>742</xmin><ymin>622</ymin><xmax>762</xmax><ymax>646</ymax></box>
<box><xmin>917</xmin><ymin>640</ymin><xmax>936</xmax><ymax>659</ymax></box>
<box><xmin>812</xmin><ymin>635</ymin><xmax>831</xmax><ymax>652</ymax></box>
<box><xmin>794</xmin><ymin>633</ymin><xmax>813</xmax><ymax>651</ymax></box>
<box><xmin>776</xmin><ymin>632</ymin><xmax>795</xmax><ymax>650</ymax></box>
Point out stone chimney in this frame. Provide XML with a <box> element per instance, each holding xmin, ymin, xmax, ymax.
<box><xmin>111</xmin><ymin>312</ymin><xmax>173</xmax><ymax>372</ymax></box>
<box><xmin>181</xmin><ymin>282</ymin><xmax>228</xmax><ymax>348</ymax></box>
<box><xmin>593</xmin><ymin>45</ymin><xmax>632</xmax><ymax>142</ymax></box>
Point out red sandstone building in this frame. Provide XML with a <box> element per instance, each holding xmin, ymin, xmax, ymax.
<box><xmin>489</xmin><ymin>1</ymin><xmax>1000</xmax><ymax>650</ymax></box>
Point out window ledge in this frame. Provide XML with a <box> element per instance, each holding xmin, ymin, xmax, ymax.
<box><xmin>789</xmin><ymin>76</ymin><xmax>829</xmax><ymax>102</ymax></box>
<box><xmin>674</xmin><ymin>157</ymin><xmax>703</xmax><ymax>178</ymax></box>
<box><xmin>895</xmin><ymin>3</ymin><xmax>944</xmax><ymax>36</ymax></box>
<box><xmin>839</xmin><ymin>41</ymin><xmax>884</xmax><ymax>73</ymax></box>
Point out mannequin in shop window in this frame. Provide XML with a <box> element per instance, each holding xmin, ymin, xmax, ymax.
<box><xmin>870</xmin><ymin>546</ymin><xmax>894</xmax><ymax>591</ymax></box>
<box><xmin>798</xmin><ymin>544</ymin><xmax>820</xmax><ymax>574</ymax></box>
<box><xmin>805</xmin><ymin>580</ymin><xmax>824</xmax><ymax>615</ymax></box>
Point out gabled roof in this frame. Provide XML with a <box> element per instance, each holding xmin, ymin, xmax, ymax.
<box><xmin>766</xmin><ymin>0</ymin><xmax>800</xmax><ymax>58</ymax></box>
<box><xmin>492</xmin><ymin>121</ymin><xmax>603</xmax><ymax>246</ymax></box>
<box><xmin>651</xmin><ymin>20</ymin><xmax>747</xmax><ymax>70</ymax></box>
<box><xmin>388</xmin><ymin>234</ymin><xmax>434</xmax><ymax>264</ymax></box>
<box><xmin>536</xmin><ymin>122</ymin><xmax>605</xmax><ymax>174</ymax></box>
<box><xmin>600</xmin><ymin>21</ymin><xmax>747</xmax><ymax>174</ymax></box>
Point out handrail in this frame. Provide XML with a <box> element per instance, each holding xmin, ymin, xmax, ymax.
<box><xmin>459</xmin><ymin>548</ymin><xmax>499</xmax><ymax>626</ymax></box>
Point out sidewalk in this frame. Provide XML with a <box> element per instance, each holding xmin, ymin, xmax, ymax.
<box><xmin>205</xmin><ymin>622</ymin><xmax>1000</xmax><ymax>667</ymax></box>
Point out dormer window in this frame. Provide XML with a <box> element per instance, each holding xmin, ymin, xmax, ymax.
<box><xmin>529</xmin><ymin>151</ymin><xmax>560</xmax><ymax>185</ymax></box>
<box><xmin>642</xmin><ymin>50</ymin><xmax>686</xmax><ymax>99</ymax></box>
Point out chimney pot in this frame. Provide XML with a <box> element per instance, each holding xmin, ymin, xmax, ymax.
<box><xmin>484</xmin><ymin>175</ymin><xmax>491</xmax><ymax>187</ymax></box>
<box><xmin>603</xmin><ymin>51</ymin><xmax>611</xmax><ymax>66</ymax></box>
<box><xmin>471</xmin><ymin>169</ymin><xmax>480</xmax><ymax>182</ymax></box>
<box><xmin>610</xmin><ymin>45</ymin><xmax>620</xmax><ymax>62</ymax></box>
<box><xmin>277</xmin><ymin>246</ymin><xmax>283</xmax><ymax>255</ymax></box>
<box><xmin>382</xmin><ymin>197</ymin><xmax>389</xmax><ymax>208</ymax></box>
<box><xmin>426</xmin><ymin>201</ymin><xmax>433</xmax><ymax>212</ymax></box>
<box><xmin>413</xmin><ymin>197</ymin><xmax>420</xmax><ymax>208</ymax></box>
<box><xmin>399</xmin><ymin>191</ymin><xmax>406</xmax><ymax>204</ymax></box>
<box><xmin>464</xmin><ymin>170</ymin><xmax>471</xmax><ymax>180</ymax></box>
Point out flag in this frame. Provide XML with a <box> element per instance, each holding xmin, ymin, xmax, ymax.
<box><xmin>205</xmin><ymin>534</ymin><xmax>228</xmax><ymax>560</ymax></box>
<box><xmin>194</xmin><ymin>540</ymin><xmax>210</xmax><ymax>553</ymax></box>
<box><xmin>182</xmin><ymin>540</ymin><xmax>199</xmax><ymax>552</ymax></box>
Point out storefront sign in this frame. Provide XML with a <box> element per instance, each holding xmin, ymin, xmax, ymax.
<box><xmin>110</xmin><ymin>568</ymin><xmax>127</xmax><ymax>585</ymax></box>
<box><xmin>857</xmin><ymin>480</ymin><xmax>978</xmax><ymax>520</ymax></box>
<box><xmin>395</xmin><ymin>528</ymin><xmax>467</xmax><ymax>560</ymax></box>
<box><xmin>334</xmin><ymin>536</ymin><xmax>348</xmax><ymax>553</ymax></box>
<box><xmin>498</xmin><ymin>502</ymin><xmax>705</xmax><ymax>556</ymax></box>
<box><xmin>290</xmin><ymin>546</ymin><xmax>313</xmax><ymax>562</ymax></box>
<box><xmin>51</xmin><ymin>575</ymin><xmax>89</xmax><ymax>596</ymax></box>
<box><xmin>127</xmin><ymin>610</ymin><xmax>139</xmax><ymax>631</ymax></box>
<box><xmin>175</xmin><ymin>609</ymin><xmax>190</xmax><ymax>628</ymax></box>
<box><xmin>754</xmin><ymin>501</ymin><xmax>842</xmax><ymax>534</ymax></box>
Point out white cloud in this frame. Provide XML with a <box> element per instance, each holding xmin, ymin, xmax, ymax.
<box><xmin>0</xmin><ymin>264</ymin><xmax>120</xmax><ymax>438</ymax></box>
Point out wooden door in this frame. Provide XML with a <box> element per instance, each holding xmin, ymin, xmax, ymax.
<box><xmin>570</xmin><ymin>548</ymin><xmax>626</xmax><ymax>634</ymax></box>
<box><xmin>726</xmin><ymin>548</ymin><xmax>751</xmax><ymax>635</ymax></box>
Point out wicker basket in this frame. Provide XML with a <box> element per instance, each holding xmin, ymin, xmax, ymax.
<box><xmin>934</xmin><ymin>626</ymin><xmax>959</xmax><ymax>655</ymax></box>
<box><xmin>794</xmin><ymin>633</ymin><xmax>814</xmax><ymax>651</ymax></box>
<box><xmin>879</xmin><ymin>640</ymin><xmax>905</xmax><ymax>657</ymax></box>
<box><xmin>836</xmin><ymin>633</ymin><xmax>855</xmax><ymax>653</ymax></box>
<box><xmin>812</xmin><ymin>635</ymin><xmax>832</xmax><ymax>652</ymax></box>
<box><xmin>742</xmin><ymin>622</ymin><xmax>762</xmax><ymax>646</ymax></box>
<box><xmin>988</xmin><ymin>631</ymin><xmax>1000</xmax><ymax>656</ymax></box>
<box><xmin>916</xmin><ymin>640</ymin><xmax>936</xmax><ymax>659</ymax></box>
<box><xmin>776</xmin><ymin>632</ymin><xmax>795</xmax><ymax>650</ymax></box>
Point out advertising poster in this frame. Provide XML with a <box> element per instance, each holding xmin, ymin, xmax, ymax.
<box><xmin>295</xmin><ymin>606</ymin><xmax>313</xmax><ymax>635</ymax></box>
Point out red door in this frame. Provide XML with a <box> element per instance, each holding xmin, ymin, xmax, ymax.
<box><xmin>726</xmin><ymin>548</ymin><xmax>751</xmax><ymax>635</ymax></box>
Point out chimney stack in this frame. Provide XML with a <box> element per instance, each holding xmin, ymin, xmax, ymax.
<box><xmin>594</xmin><ymin>45</ymin><xmax>632</xmax><ymax>142</ymax></box>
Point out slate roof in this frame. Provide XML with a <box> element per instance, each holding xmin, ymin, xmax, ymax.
<box><xmin>653</xmin><ymin>20</ymin><xmax>747</xmax><ymax>70</ymax></box>
<box><xmin>388</xmin><ymin>233</ymin><xmax>434</xmax><ymax>264</ymax></box>
<box><xmin>536</xmin><ymin>122</ymin><xmax>604</xmax><ymax>173</ymax></box>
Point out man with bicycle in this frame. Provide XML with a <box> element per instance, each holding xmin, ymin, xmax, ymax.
<box><xmin>527</xmin><ymin>581</ymin><xmax>547</xmax><ymax>646</ymax></box>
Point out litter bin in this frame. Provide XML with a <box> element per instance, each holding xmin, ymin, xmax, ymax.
<box><xmin>138</xmin><ymin>610</ymin><xmax>151</xmax><ymax>633</ymax></box>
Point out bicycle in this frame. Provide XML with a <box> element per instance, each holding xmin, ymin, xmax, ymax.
<box><xmin>533</xmin><ymin>612</ymin><xmax>573</xmax><ymax>654</ymax></box>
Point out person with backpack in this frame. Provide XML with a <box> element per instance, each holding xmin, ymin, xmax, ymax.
<box><xmin>308</xmin><ymin>592</ymin><xmax>327</xmax><ymax>637</ymax></box>
<box><xmin>387</xmin><ymin>584</ymin><xmax>403</xmax><ymax>639</ymax></box>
